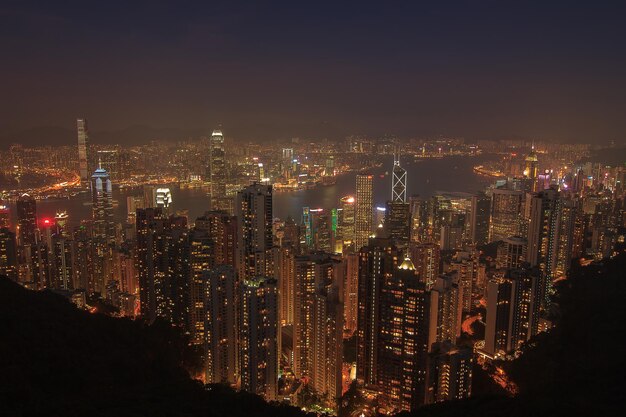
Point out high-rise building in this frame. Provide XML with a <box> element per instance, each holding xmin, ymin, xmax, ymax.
<box><xmin>0</xmin><ymin>201</ymin><xmax>10</xmax><ymax>229</ymax></box>
<box><xmin>210</xmin><ymin>129</ymin><xmax>228</xmax><ymax>211</ymax></box>
<box><xmin>428</xmin><ymin>274</ymin><xmax>462</xmax><ymax>349</ymax></box>
<box><xmin>524</xmin><ymin>147</ymin><xmax>539</xmax><ymax>192</ymax></box>
<box><xmin>77</xmin><ymin>118</ymin><xmax>90</xmax><ymax>183</ymax></box>
<box><xmin>357</xmin><ymin>237</ymin><xmax>400</xmax><ymax>386</ymax></box>
<box><xmin>337</xmin><ymin>196</ymin><xmax>355</xmax><ymax>250</ymax></box>
<box><xmin>409</xmin><ymin>242</ymin><xmax>440</xmax><ymax>289</ymax></box>
<box><xmin>555</xmin><ymin>196</ymin><xmax>582</xmax><ymax>278</ymax></box>
<box><xmin>391</xmin><ymin>151</ymin><xmax>407</xmax><ymax>202</ymax></box>
<box><xmin>236</xmin><ymin>183</ymin><xmax>273</xmax><ymax>281</ymax></box>
<box><xmin>448</xmin><ymin>251</ymin><xmax>479</xmax><ymax>314</ymax></box>
<box><xmin>508</xmin><ymin>265</ymin><xmax>541</xmax><ymax>350</ymax></box>
<box><xmin>354</xmin><ymin>174</ymin><xmax>373</xmax><ymax>250</ymax></box>
<box><xmin>489</xmin><ymin>188</ymin><xmax>523</xmax><ymax>242</ymax></box>
<box><xmin>386</xmin><ymin>200</ymin><xmax>411</xmax><ymax>244</ymax></box>
<box><xmin>525</xmin><ymin>188</ymin><xmax>559</xmax><ymax>305</ymax></box>
<box><xmin>428</xmin><ymin>342</ymin><xmax>473</xmax><ymax>403</ymax></box>
<box><xmin>470</xmin><ymin>192</ymin><xmax>490</xmax><ymax>245</ymax></box>
<box><xmin>0</xmin><ymin>228</ymin><xmax>18</xmax><ymax>281</ymax></box>
<box><xmin>188</xmin><ymin>224</ymin><xmax>214</xmax><ymax>346</ymax></box>
<box><xmin>484</xmin><ymin>274</ymin><xmax>512</xmax><ymax>357</ymax></box>
<box><xmin>16</xmin><ymin>194</ymin><xmax>37</xmax><ymax>247</ymax></box>
<box><xmin>302</xmin><ymin>208</ymin><xmax>332</xmax><ymax>252</ymax></box>
<box><xmin>239</xmin><ymin>276</ymin><xmax>279</xmax><ymax>401</ymax></box>
<box><xmin>91</xmin><ymin>168</ymin><xmax>115</xmax><ymax>243</ymax></box>
<box><xmin>155</xmin><ymin>188</ymin><xmax>173</xmax><ymax>214</ymax></box>
<box><xmin>377</xmin><ymin>256</ymin><xmax>430</xmax><ymax>411</ymax></box>
<box><xmin>343</xmin><ymin>252</ymin><xmax>359</xmax><ymax>335</ymax></box>
<box><xmin>203</xmin><ymin>265</ymin><xmax>237</xmax><ymax>385</ymax></box>
<box><xmin>273</xmin><ymin>246</ymin><xmax>295</xmax><ymax>326</ymax></box>
<box><xmin>496</xmin><ymin>236</ymin><xmax>527</xmax><ymax>269</ymax></box>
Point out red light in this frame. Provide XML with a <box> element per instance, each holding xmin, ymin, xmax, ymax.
<box><xmin>43</xmin><ymin>219</ymin><xmax>51</xmax><ymax>225</ymax></box>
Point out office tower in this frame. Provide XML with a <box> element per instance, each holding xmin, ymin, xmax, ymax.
<box><xmin>77</xmin><ymin>118</ymin><xmax>89</xmax><ymax>183</ymax></box>
<box><xmin>386</xmin><ymin>200</ymin><xmax>411</xmax><ymax>244</ymax></box>
<box><xmin>428</xmin><ymin>274</ymin><xmax>462</xmax><ymax>349</ymax></box>
<box><xmin>0</xmin><ymin>201</ymin><xmax>9</xmax><ymax>229</ymax></box>
<box><xmin>0</xmin><ymin>228</ymin><xmax>18</xmax><ymax>281</ymax></box>
<box><xmin>203</xmin><ymin>265</ymin><xmax>237</xmax><ymax>385</ymax></box>
<box><xmin>484</xmin><ymin>274</ymin><xmax>512</xmax><ymax>357</ymax></box>
<box><xmin>343</xmin><ymin>252</ymin><xmax>359</xmax><ymax>335</ymax></box>
<box><xmin>54</xmin><ymin>211</ymin><xmax>68</xmax><ymax>236</ymax></box>
<box><xmin>188</xmin><ymin>225</ymin><xmax>214</xmax><ymax>346</ymax></box>
<box><xmin>409</xmin><ymin>242</ymin><xmax>440</xmax><ymax>288</ymax></box>
<box><xmin>555</xmin><ymin>197</ymin><xmax>582</xmax><ymax>278</ymax></box>
<box><xmin>16</xmin><ymin>194</ymin><xmax>37</xmax><ymax>247</ymax></box>
<box><xmin>282</xmin><ymin>148</ymin><xmax>294</xmax><ymax>161</ymax></box>
<box><xmin>71</xmin><ymin>223</ymin><xmax>92</xmax><ymax>291</ymax></box>
<box><xmin>448</xmin><ymin>251</ymin><xmax>479</xmax><ymax>313</ymax></box>
<box><xmin>354</xmin><ymin>174</ymin><xmax>373</xmax><ymax>250</ymax></box>
<box><xmin>210</xmin><ymin>129</ymin><xmax>228</xmax><ymax>211</ymax></box>
<box><xmin>91</xmin><ymin>167</ymin><xmax>115</xmax><ymax>242</ymax></box>
<box><xmin>236</xmin><ymin>183</ymin><xmax>273</xmax><ymax>281</ymax></box>
<box><xmin>143</xmin><ymin>185</ymin><xmax>157</xmax><ymax>208</ymax></box>
<box><xmin>155</xmin><ymin>188</ymin><xmax>173</xmax><ymax>213</ymax></box>
<box><xmin>239</xmin><ymin>276</ymin><xmax>279</xmax><ymax>401</ymax></box>
<box><xmin>374</xmin><ymin>206</ymin><xmax>386</xmax><ymax>229</ymax></box>
<box><xmin>126</xmin><ymin>196</ymin><xmax>145</xmax><ymax>224</ymax></box>
<box><xmin>409</xmin><ymin>196</ymin><xmax>429</xmax><ymax>243</ymax></box>
<box><xmin>50</xmin><ymin>232</ymin><xmax>74</xmax><ymax>290</ymax></box>
<box><xmin>508</xmin><ymin>265</ymin><xmax>541</xmax><ymax>350</ymax></box>
<box><xmin>525</xmin><ymin>188</ymin><xmax>559</xmax><ymax>305</ymax></box>
<box><xmin>524</xmin><ymin>147</ymin><xmax>539</xmax><ymax>192</ymax></box>
<box><xmin>302</xmin><ymin>208</ymin><xmax>332</xmax><ymax>252</ymax></box>
<box><xmin>273</xmin><ymin>246</ymin><xmax>295</xmax><ymax>326</ymax></box>
<box><xmin>470</xmin><ymin>192</ymin><xmax>490</xmax><ymax>245</ymax></box>
<box><xmin>489</xmin><ymin>188</ymin><xmax>523</xmax><ymax>242</ymax></box>
<box><xmin>311</xmin><ymin>272</ymin><xmax>344</xmax><ymax>410</ymax></box>
<box><xmin>357</xmin><ymin>237</ymin><xmax>400</xmax><ymax>386</ymax></box>
<box><xmin>136</xmin><ymin>208</ymin><xmax>189</xmax><ymax>325</ymax></box>
<box><xmin>337</xmin><ymin>196</ymin><xmax>355</xmax><ymax>250</ymax></box>
<box><xmin>391</xmin><ymin>151</ymin><xmax>407</xmax><ymax>202</ymax></box>
<box><xmin>496</xmin><ymin>236</ymin><xmax>527</xmax><ymax>269</ymax></box>
<box><xmin>378</xmin><ymin>256</ymin><xmax>430</xmax><ymax>411</ymax></box>
<box><xmin>195</xmin><ymin>211</ymin><xmax>237</xmax><ymax>267</ymax></box>
<box><xmin>428</xmin><ymin>342</ymin><xmax>473</xmax><ymax>403</ymax></box>
<box><xmin>97</xmin><ymin>149</ymin><xmax>120</xmax><ymax>181</ymax></box>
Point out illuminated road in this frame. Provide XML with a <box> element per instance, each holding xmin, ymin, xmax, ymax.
<box><xmin>462</xmin><ymin>314</ymin><xmax>482</xmax><ymax>335</ymax></box>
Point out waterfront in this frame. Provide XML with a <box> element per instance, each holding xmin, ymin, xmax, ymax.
<box><xmin>8</xmin><ymin>154</ymin><xmax>493</xmax><ymax>227</ymax></box>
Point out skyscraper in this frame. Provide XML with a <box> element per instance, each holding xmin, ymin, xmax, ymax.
<box><xmin>484</xmin><ymin>274</ymin><xmax>512</xmax><ymax>357</ymax></box>
<box><xmin>496</xmin><ymin>236</ymin><xmax>527</xmax><ymax>270</ymax></box>
<box><xmin>337</xmin><ymin>196</ymin><xmax>355</xmax><ymax>250</ymax></box>
<box><xmin>155</xmin><ymin>188</ymin><xmax>173</xmax><ymax>214</ymax></box>
<box><xmin>0</xmin><ymin>228</ymin><xmax>18</xmax><ymax>281</ymax></box>
<box><xmin>355</xmin><ymin>174</ymin><xmax>373</xmax><ymax>250</ymax></box>
<box><xmin>236</xmin><ymin>183</ymin><xmax>273</xmax><ymax>281</ymax></box>
<box><xmin>470</xmin><ymin>192</ymin><xmax>490</xmax><ymax>245</ymax></box>
<box><xmin>204</xmin><ymin>265</ymin><xmax>237</xmax><ymax>385</ymax></box>
<box><xmin>77</xmin><ymin>118</ymin><xmax>89</xmax><ymax>183</ymax></box>
<box><xmin>428</xmin><ymin>342</ymin><xmax>473</xmax><ymax>403</ymax></box>
<box><xmin>16</xmin><ymin>194</ymin><xmax>37</xmax><ymax>247</ymax></box>
<box><xmin>210</xmin><ymin>129</ymin><xmax>228</xmax><ymax>211</ymax></box>
<box><xmin>0</xmin><ymin>200</ymin><xmax>9</xmax><ymax>229</ymax></box>
<box><xmin>428</xmin><ymin>274</ymin><xmax>463</xmax><ymax>349</ymax></box>
<box><xmin>391</xmin><ymin>151</ymin><xmax>407</xmax><ymax>202</ymax></box>
<box><xmin>489</xmin><ymin>188</ymin><xmax>523</xmax><ymax>242</ymax></box>
<box><xmin>91</xmin><ymin>167</ymin><xmax>115</xmax><ymax>243</ymax></box>
<box><xmin>386</xmin><ymin>200</ymin><xmax>411</xmax><ymax>244</ymax></box>
<box><xmin>239</xmin><ymin>276</ymin><xmax>279</xmax><ymax>400</ymax></box>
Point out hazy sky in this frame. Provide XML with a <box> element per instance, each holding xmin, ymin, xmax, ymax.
<box><xmin>2</xmin><ymin>0</ymin><xmax>626</xmax><ymax>143</ymax></box>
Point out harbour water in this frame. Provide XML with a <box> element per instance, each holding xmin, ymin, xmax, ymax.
<box><xmin>11</xmin><ymin>154</ymin><xmax>493</xmax><ymax>226</ymax></box>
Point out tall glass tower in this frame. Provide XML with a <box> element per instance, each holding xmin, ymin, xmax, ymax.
<box><xmin>77</xmin><ymin>118</ymin><xmax>89</xmax><ymax>183</ymax></box>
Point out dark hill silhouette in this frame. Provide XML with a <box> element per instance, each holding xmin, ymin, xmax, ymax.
<box><xmin>0</xmin><ymin>278</ymin><xmax>309</xmax><ymax>417</ymax></box>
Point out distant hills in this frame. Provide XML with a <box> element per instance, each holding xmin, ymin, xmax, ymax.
<box><xmin>0</xmin><ymin>125</ymin><xmax>207</xmax><ymax>148</ymax></box>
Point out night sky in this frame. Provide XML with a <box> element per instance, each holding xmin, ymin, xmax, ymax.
<box><xmin>2</xmin><ymin>1</ymin><xmax>626</xmax><ymax>143</ymax></box>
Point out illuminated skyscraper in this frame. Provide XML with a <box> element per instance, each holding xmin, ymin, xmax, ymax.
<box><xmin>484</xmin><ymin>274</ymin><xmax>512</xmax><ymax>357</ymax></box>
<box><xmin>77</xmin><ymin>118</ymin><xmax>90</xmax><ymax>183</ymax></box>
<box><xmin>239</xmin><ymin>276</ymin><xmax>279</xmax><ymax>400</ymax></box>
<box><xmin>448</xmin><ymin>251</ymin><xmax>479</xmax><ymax>313</ymax></box>
<box><xmin>155</xmin><ymin>188</ymin><xmax>173</xmax><ymax>214</ymax></box>
<box><xmin>469</xmin><ymin>192</ymin><xmax>490</xmax><ymax>245</ymax></box>
<box><xmin>0</xmin><ymin>200</ymin><xmax>9</xmax><ymax>229</ymax></box>
<box><xmin>343</xmin><ymin>252</ymin><xmax>359</xmax><ymax>335</ymax></box>
<box><xmin>428</xmin><ymin>342</ymin><xmax>473</xmax><ymax>403</ymax></box>
<box><xmin>210</xmin><ymin>129</ymin><xmax>228</xmax><ymax>211</ymax></box>
<box><xmin>236</xmin><ymin>183</ymin><xmax>273</xmax><ymax>281</ymax></box>
<box><xmin>0</xmin><ymin>228</ymin><xmax>17</xmax><ymax>281</ymax></box>
<box><xmin>391</xmin><ymin>151</ymin><xmax>407</xmax><ymax>202</ymax></box>
<box><xmin>16</xmin><ymin>194</ymin><xmax>37</xmax><ymax>247</ymax></box>
<box><xmin>496</xmin><ymin>236</ymin><xmax>527</xmax><ymax>269</ymax></box>
<box><xmin>204</xmin><ymin>265</ymin><xmax>237</xmax><ymax>385</ymax></box>
<box><xmin>428</xmin><ymin>274</ymin><xmax>462</xmax><ymax>349</ymax></box>
<box><xmin>91</xmin><ymin>167</ymin><xmax>115</xmax><ymax>243</ymax></box>
<box><xmin>337</xmin><ymin>196</ymin><xmax>355</xmax><ymax>250</ymax></box>
<box><xmin>273</xmin><ymin>246</ymin><xmax>295</xmax><ymax>326</ymax></box>
<box><xmin>377</xmin><ymin>256</ymin><xmax>430</xmax><ymax>411</ymax></box>
<box><xmin>409</xmin><ymin>242</ymin><xmax>440</xmax><ymax>289</ymax></box>
<box><xmin>386</xmin><ymin>200</ymin><xmax>411</xmax><ymax>244</ymax></box>
<box><xmin>489</xmin><ymin>188</ymin><xmax>523</xmax><ymax>242</ymax></box>
<box><xmin>354</xmin><ymin>174</ymin><xmax>373</xmax><ymax>250</ymax></box>
<box><xmin>524</xmin><ymin>147</ymin><xmax>539</xmax><ymax>192</ymax></box>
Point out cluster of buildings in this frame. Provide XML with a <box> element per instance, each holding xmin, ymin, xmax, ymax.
<box><xmin>1</xmin><ymin>121</ymin><xmax>625</xmax><ymax>414</ymax></box>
